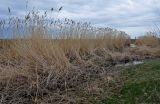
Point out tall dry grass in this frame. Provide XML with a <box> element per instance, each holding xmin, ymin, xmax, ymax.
<box><xmin>2</xmin><ymin>7</ymin><xmax>157</xmax><ymax>104</ymax></box>
<box><xmin>135</xmin><ymin>32</ymin><xmax>160</xmax><ymax>47</ymax></box>
<box><xmin>0</xmin><ymin>8</ymin><xmax>130</xmax><ymax>72</ymax></box>
<box><xmin>128</xmin><ymin>32</ymin><xmax>160</xmax><ymax>59</ymax></box>
<box><xmin>0</xmin><ymin>6</ymin><xmax>160</xmax><ymax>104</ymax></box>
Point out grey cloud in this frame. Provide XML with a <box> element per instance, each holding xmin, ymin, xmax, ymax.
<box><xmin>0</xmin><ymin>0</ymin><xmax>160</xmax><ymax>37</ymax></box>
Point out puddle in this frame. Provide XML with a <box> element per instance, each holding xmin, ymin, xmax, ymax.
<box><xmin>133</xmin><ymin>61</ymin><xmax>144</xmax><ymax>65</ymax></box>
<box><xmin>130</xmin><ymin>44</ymin><xmax>136</xmax><ymax>48</ymax></box>
<box><xmin>115</xmin><ymin>61</ymin><xmax>144</xmax><ymax>67</ymax></box>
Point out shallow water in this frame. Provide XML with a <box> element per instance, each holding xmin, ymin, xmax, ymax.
<box><xmin>115</xmin><ymin>61</ymin><xmax>144</xmax><ymax>67</ymax></box>
<box><xmin>133</xmin><ymin>61</ymin><xmax>144</xmax><ymax>65</ymax></box>
<box><xmin>130</xmin><ymin>44</ymin><xmax>136</xmax><ymax>48</ymax></box>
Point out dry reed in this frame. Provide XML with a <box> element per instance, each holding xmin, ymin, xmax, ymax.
<box><xmin>0</xmin><ymin>7</ymin><xmax>159</xmax><ymax>104</ymax></box>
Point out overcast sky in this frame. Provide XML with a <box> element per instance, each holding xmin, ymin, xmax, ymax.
<box><xmin>0</xmin><ymin>0</ymin><xmax>160</xmax><ymax>38</ymax></box>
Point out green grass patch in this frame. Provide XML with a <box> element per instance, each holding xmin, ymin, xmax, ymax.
<box><xmin>103</xmin><ymin>60</ymin><xmax>160</xmax><ymax>104</ymax></box>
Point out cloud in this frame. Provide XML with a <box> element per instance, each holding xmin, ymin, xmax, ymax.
<box><xmin>0</xmin><ymin>0</ymin><xmax>160</xmax><ymax>38</ymax></box>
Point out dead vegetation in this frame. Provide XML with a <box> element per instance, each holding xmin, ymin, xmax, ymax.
<box><xmin>135</xmin><ymin>32</ymin><xmax>160</xmax><ymax>47</ymax></box>
<box><xmin>0</xmin><ymin>8</ymin><xmax>159</xmax><ymax>104</ymax></box>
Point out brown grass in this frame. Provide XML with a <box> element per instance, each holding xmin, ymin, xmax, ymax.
<box><xmin>135</xmin><ymin>33</ymin><xmax>160</xmax><ymax>47</ymax></box>
<box><xmin>0</xmin><ymin>8</ymin><xmax>159</xmax><ymax>104</ymax></box>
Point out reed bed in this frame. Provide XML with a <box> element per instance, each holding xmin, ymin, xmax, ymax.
<box><xmin>135</xmin><ymin>32</ymin><xmax>160</xmax><ymax>47</ymax></box>
<box><xmin>0</xmin><ymin>8</ymin><xmax>131</xmax><ymax>71</ymax></box>
<box><xmin>0</xmin><ymin>8</ymin><xmax>159</xmax><ymax>104</ymax></box>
